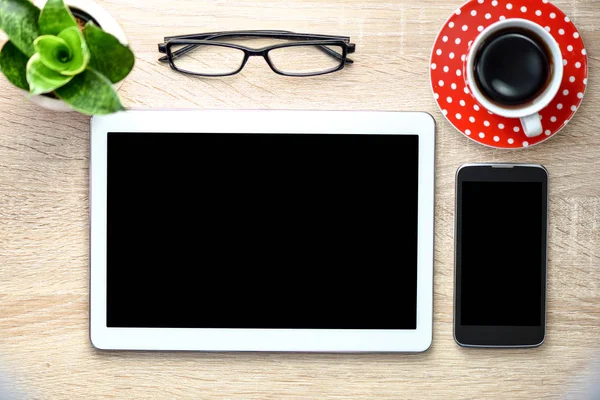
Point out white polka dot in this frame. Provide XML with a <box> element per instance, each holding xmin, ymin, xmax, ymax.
<box><xmin>550</xmin><ymin>116</ymin><xmax>557</xmax><ymax>122</ymax></box>
<box><xmin>479</xmin><ymin>132</ymin><xmax>485</xmax><ymax>138</ymax></box>
<box><xmin>455</xmin><ymin>9</ymin><xmax>461</xmax><ymax>15</ymax></box>
<box><xmin>563</xmin><ymin>89</ymin><xmax>569</xmax><ymax>96</ymax></box>
<box><xmin>436</xmin><ymin>49</ymin><xmax>442</xmax><ymax>56</ymax></box>
<box><xmin>564</xmin><ymin>120</ymin><xmax>569</xmax><ymax>126</ymax></box>
<box><xmin>523</xmin><ymin>141</ymin><xmax>529</xmax><ymax>148</ymax></box>
<box><xmin>456</xmin><ymin>113</ymin><xmax>462</xmax><ymax>119</ymax></box>
<box><xmin>443</xmin><ymin>65</ymin><xmax>449</xmax><ymax>73</ymax></box>
<box><xmin>582</xmin><ymin>49</ymin><xmax>587</xmax><ymax>55</ymax></box>
<box><xmin>478</xmin><ymin>25</ymin><xmax>484</xmax><ymax>32</ymax></box>
<box><xmin>439</xmin><ymin>80</ymin><xmax>445</xmax><ymax>87</ymax></box>
<box><xmin>542</xmin><ymin>0</ymin><xmax>549</xmax><ymax>4</ymax></box>
<box><xmin>521</xmin><ymin>6</ymin><xmax>527</xmax><ymax>12</ymax></box>
<box><xmin>557</xmin><ymin>103</ymin><xmax>563</xmax><ymax>110</ymax></box>
<box><xmin>462</xmin><ymin>25</ymin><xmax>469</xmax><ymax>31</ymax></box>
<box><xmin>449</xmin><ymin>52</ymin><xmax>455</xmax><ymax>59</ymax></box>
<box><xmin>545</xmin><ymin>129</ymin><xmax>551</xmax><ymax>136</ymax></box>
<box><xmin>559</xmin><ymin>29</ymin><xmax>565</xmax><ymax>35</ymax></box>
<box><xmin>468</xmin><ymin>40</ymin><xmax>473</xmax><ymax>47</ymax></box>
<box><xmin>508</xmin><ymin>138</ymin><xmax>514</xmax><ymax>144</ymax></box>
<box><xmin>484</xmin><ymin>120</ymin><xmax>490</xmax><ymax>127</ymax></box>
<box><xmin>434</xmin><ymin>93</ymin><xmax>439</xmax><ymax>100</ymax></box>
<box><xmin>535</xmin><ymin>10</ymin><xmax>542</xmax><ymax>16</ymax></box>
<box><xmin>574</xmin><ymin>32</ymin><xmax>580</xmax><ymax>39</ymax></box>
<box><xmin>550</xmin><ymin>12</ymin><xmax>556</xmax><ymax>19</ymax></box>
<box><xmin>492</xmin><ymin>0</ymin><xmax>498</xmax><ymax>6</ymax></box>
<box><xmin>513</xmin><ymin>126</ymin><xmax>520</xmax><ymax>132</ymax></box>
<box><xmin>478</xmin><ymin>0</ymin><xmax>483</xmax><ymax>3</ymax></box>
<box><xmin>577</xmin><ymin>92</ymin><xmax>583</xmax><ymax>99</ymax></box>
<box><xmin>498</xmin><ymin>123</ymin><xmax>505</xmax><ymax>129</ymax></box>
<box><xmin>460</xmin><ymin>100</ymin><xmax>466</xmax><ymax>106</ymax></box>
<box><xmin>569</xmin><ymin>76</ymin><xmax>575</xmax><ymax>83</ymax></box>
<box><xmin>571</xmin><ymin>105</ymin><xmax>577</xmax><ymax>112</ymax></box>
<box><xmin>565</xmin><ymin>16</ymin><xmax>570</xmax><ymax>22</ymax></box>
<box><xmin>447</xmin><ymin>96</ymin><xmax>453</xmax><ymax>103</ymax></box>
<box><xmin>485</xmin><ymin>13</ymin><xmax>492</xmax><ymax>19</ymax></box>
<box><xmin>442</xmin><ymin>36</ymin><xmax>448</xmax><ymax>42</ymax></box>
<box><xmin>567</xmin><ymin>45</ymin><xmax>573</xmax><ymax>52</ymax></box>
<box><xmin>451</xmin><ymin>83</ymin><xmax>457</xmax><ymax>90</ymax></box>
<box><xmin>455</xmin><ymin>38</ymin><xmax>461</xmax><ymax>45</ymax></box>
<box><xmin>499</xmin><ymin>15</ymin><xmax>506</xmax><ymax>20</ymax></box>
<box><xmin>461</xmin><ymin>54</ymin><xmax>466</xmax><ymax>62</ymax></box>
<box><xmin>506</xmin><ymin>3</ymin><xmax>512</xmax><ymax>10</ymax></box>
<box><xmin>449</xmin><ymin>22</ymin><xmax>455</xmax><ymax>28</ymax></box>
<box><xmin>584</xmin><ymin>78</ymin><xmax>588</xmax><ymax>85</ymax></box>
<box><xmin>442</xmin><ymin>109</ymin><xmax>448</xmax><ymax>116</ymax></box>
<box><xmin>465</xmin><ymin>129</ymin><xmax>471</xmax><ymax>136</ymax></box>
<box><xmin>471</xmin><ymin>10</ymin><xmax>477</xmax><ymax>16</ymax></box>
<box><xmin>563</xmin><ymin>59</ymin><xmax>568</xmax><ymax>66</ymax></box>
<box><xmin>493</xmin><ymin>136</ymin><xmax>500</xmax><ymax>142</ymax></box>
<box><xmin>431</xmin><ymin>63</ymin><xmax>437</xmax><ymax>70</ymax></box>
<box><xmin>575</xmin><ymin>62</ymin><xmax>581</xmax><ymax>68</ymax></box>
<box><xmin>473</xmin><ymin>105</ymin><xmax>480</xmax><ymax>111</ymax></box>
<box><xmin>469</xmin><ymin>116</ymin><xmax>476</xmax><ymax>123</ymax></box>
<box><xmin>545</xmin><ymin>26</ymin><xmax>551</xmax><ymax>32</ymax></box>
<box><xmin>456</xmin><ymin>69</ymin><xmax>462</xmax><ymax>76</ymax></box>
<box><xmin>488</xmin><ymin>111</ymin><xmax>493</xmax><ymax>115</ymax></box>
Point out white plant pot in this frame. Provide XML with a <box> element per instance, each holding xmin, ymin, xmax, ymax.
<box><xmin>26</xmin><ymin>0</ymin><xmax>129</xmax><ymax>112</ymax></box>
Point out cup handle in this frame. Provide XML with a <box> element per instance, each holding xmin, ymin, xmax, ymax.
<box><xmin>521</xmin><ymin>114</ymin><xmax>543</xmax><ymax>138</ymax></box>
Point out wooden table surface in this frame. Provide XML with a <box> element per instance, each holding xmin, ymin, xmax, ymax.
<box><xmin>1</xmin><ymin>0</ymin><xmax>599</xmax><ymax>398</ymax></box>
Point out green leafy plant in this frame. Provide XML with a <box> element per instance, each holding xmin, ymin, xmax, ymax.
<box><xmin>0</xmin><ymin>0</ymin><xmax>134</xmax><ymax>114</ymax></box>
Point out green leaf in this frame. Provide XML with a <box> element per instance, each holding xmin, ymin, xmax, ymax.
<box><xmin>56</xmin><ymin>26</ymin><xmax>89</xmax><ymax>75</ymax></box>
<box><xmin>0</xmin><ymin>0</ymin><xmax>41</xmax><ymax>57</ymax></box>
<box><xmin>26</xmin><ymin>53</ymin><xmax>73</xmax><ymax>95</ymax></box>
<box><xmin>0</xmin><ymin>40</ymin><xmax>29</xmax><ymax>90</ymax></box>
<box><xmin>55</xmin><ymin>67</ymin><xmax>124</xmax><ymax>115</ymax></box>
<box><xmin>83</xmin><ymin>22</ymin><xmax>134</xmax><ymax>83</ymax></box>
<box><xmin>34</xmin><ymin>35</ymin><xmax>72</xmax><ymax>73</ymax></box>
<box><xmin>38</xmin><ymin>0</ymin><xmax>77</xmax><ymax>36</ymax></box>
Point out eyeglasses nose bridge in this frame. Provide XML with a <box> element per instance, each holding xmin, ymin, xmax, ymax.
<box><xmin>241</xmin><ymin>49</ymin><xmax>271</xmax><ymax>68</ymax></box>
<box><xmin>245</xmin><ymin>49</ymin><xmax>269</xmax><ymax>57</ymax></box>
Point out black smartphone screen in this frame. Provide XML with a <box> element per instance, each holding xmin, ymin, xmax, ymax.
<box><xmin>455</xmin><ymin>165</ymin><xmax>548</xmax><ymax>347</ymax></box>
<box><xmin>461</xmin><ymin>181</ymin><xmax>542</xmax><ymax>326</ymax></box>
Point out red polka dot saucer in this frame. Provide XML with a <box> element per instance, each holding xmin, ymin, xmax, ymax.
<box><xmin>430</xmin><ymin>0</ymin><xmax>588</xmax><ymax>149</ymax></box>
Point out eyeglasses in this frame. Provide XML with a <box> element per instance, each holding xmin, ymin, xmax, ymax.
<box><xmin>158</xmin><ymin>30</ymin><xmax>356</xmax><ymax>77</ymax></box>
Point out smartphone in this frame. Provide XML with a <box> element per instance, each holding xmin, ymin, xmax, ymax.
<box><xmin>454</xmin><ymin>164</ymin><xmax>548</xmax><ymax>348</ymax></box>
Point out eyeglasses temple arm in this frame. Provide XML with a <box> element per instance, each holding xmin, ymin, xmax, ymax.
<box><xmin>158</xmin><ymin>42</ymin><xmax>202</xmax><ymax>62</ymax></box>
<box><xmin>163</xmin><ymin>31</ymin><xmax>350</xmax><ymax>42</ymax></box>
<box><xmin>315</xmin><ymin>43</ymin><xmax>355</xmax><ymax>64</ymax></box>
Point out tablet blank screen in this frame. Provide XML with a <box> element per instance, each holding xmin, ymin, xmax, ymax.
<box><xmin>106</xmin><ymin>133</ymin><xmax>419</xmax><ymax>329</ymax></box>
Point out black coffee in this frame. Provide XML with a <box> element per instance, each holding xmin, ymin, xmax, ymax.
<box><xmin>475</xmin><ymin>29</ymin><xmax>551</xmax><ymax>106</ymax></box>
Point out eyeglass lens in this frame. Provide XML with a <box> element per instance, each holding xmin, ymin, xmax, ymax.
<box><xmin>170</xmin><ymin>44</ymin><xmax>246</xmax><ymax>75</ymax></box>
<box><xmin>268</xmin><ymin>45</ymin><xmax>344</xmax><ymax>75</ymax></box>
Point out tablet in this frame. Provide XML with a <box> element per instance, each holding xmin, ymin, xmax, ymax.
<box><xmin>90</xmin><ymin>110</ymin><xmax>435</xmax><ymax>352</ymax></box>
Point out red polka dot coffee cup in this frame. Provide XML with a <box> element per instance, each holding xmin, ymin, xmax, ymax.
<box><xmin>466</xmin><ymin>18</ymin><xmax>563</xmax><ymax>138</ymax></box>
<box><xmin>430</xmin><ymin>0</ymin><xmax>588</xmax><ymax>149</ymax></box>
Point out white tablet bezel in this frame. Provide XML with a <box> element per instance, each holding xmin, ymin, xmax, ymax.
<box><xmin>90</xmin><ymin>110</ymin><xmax>435</xmax><ymax>352</ymax></box>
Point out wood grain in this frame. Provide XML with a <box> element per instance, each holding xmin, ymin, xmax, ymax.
<box><xmin>1</xmin><ymin>0</ymin><xmax>599</xmax><ymax>398</ymax></box>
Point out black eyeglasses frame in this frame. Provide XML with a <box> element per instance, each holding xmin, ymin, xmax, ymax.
<box><xmin>158</xmin><ymin>30</ymin><xmax>356</xmax><ymax>77</ymax></box>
